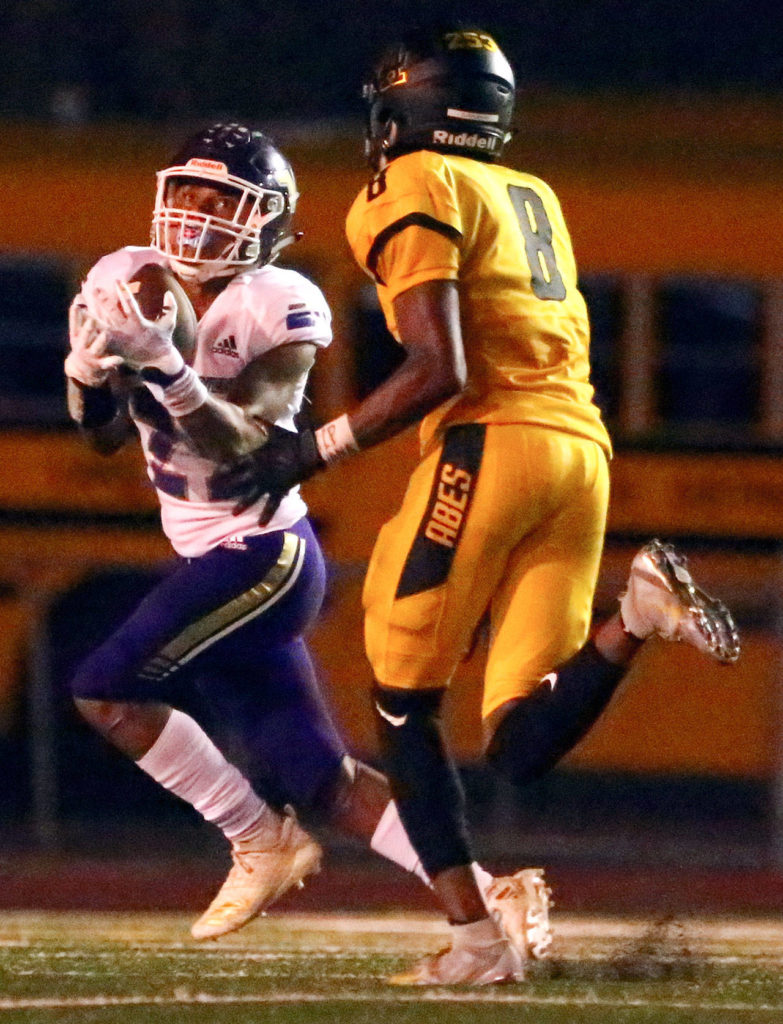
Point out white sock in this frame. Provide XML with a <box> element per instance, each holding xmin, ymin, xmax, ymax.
<box><xmin>472</xmin><ymin>862</ymin><xmax>494</xmax><ymax>898</ymax></box>
<box><xmin>136</xmin><ymin>709</ymin><xmax>279</xmax><ymax>843</ymax></box>
<box><xmin>370</xmin><ymin>802</ymin><xmax>495</xmax><ymax>896</ymax></box>
<box><xmin>370</xmin><ymin>801</ymin><xmax>430</xmax><ymax>884</ymax></box>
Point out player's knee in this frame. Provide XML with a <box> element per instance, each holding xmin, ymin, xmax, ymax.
<box><xmin>74</xmin><ymin>696</ymin><xmax>129</xmax><ymax>735</ymax></box>
<box><xmin>74</xmin><ymin>698</ymin><xmax>173</xmax><ymax>760</ymax></box>
<box><xmin>485</xmin><ymin>691</ymin><xmax>567</xmax><ymax>787</ymax></box>
<box><xmin>373</xmin><ymin>684</ymin><xmax>447</xmax><ymax>777</ymax></box>
<box><xmin>69</xmin><ymin>645</ymin><xmax>143</xmax><ymax>702</ymax></box>
<box><xmin>374</xmin><ymin>684</ymin><xmax>444</xmax><ymax>733</ymax></box>
<box><xmin>486</xmin><ymin>645</ymin><xmax>626</xmax><ymax>788</ymax></box>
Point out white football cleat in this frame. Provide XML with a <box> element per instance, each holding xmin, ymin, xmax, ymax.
<box><xmin>620</xmin><ymin>539</ymin><xmax>740</xmax><ymax>664</ymax></box>
<box><xmin>387</xmin><ymin>937</ymin><xmax>524</xmax><ymax>986</ymax></box>
<box><xmin>191</xmin><ymin>816</ymin><xmax>322</xmax><ymax>940</ymax></box>
<box><xmin>484</xmin><ymin>867</ymin><xmax>553</xmax><ymax>960</ymax></box>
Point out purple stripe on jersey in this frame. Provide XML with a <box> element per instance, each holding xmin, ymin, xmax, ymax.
<box><xmin>286</xmin><ymin>311</ymin><xmax>316</xmax><ymax>330</ymax></box>
<box><xmin>151</xmin><ymin>462</ymin><xmax>188</xmax><ymax>499</ymax></box>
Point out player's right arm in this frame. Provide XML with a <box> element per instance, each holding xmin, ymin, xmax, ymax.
<box><xmin>64</xmin><ymin>293</ymin><xmax>135</xmax><ymax>456</ymax></box>
<box><xmin>346</xmin><ymin>276</ymin><xmax>466</xmax><ymax>448</ymax></box>
<box><xmin>342</xmin><ymin>152</ymin><xmax>467</xmax><ymax>448</ymax></box>
<box><xmin>212</xmin><ymin>156</ymin><xmax>468</xmax><ymax>515</ymax></box>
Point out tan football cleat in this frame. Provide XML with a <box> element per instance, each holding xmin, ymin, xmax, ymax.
<box><xmin>387</xmin><ymin>936</ymin><xmax>524</xmax><ymax>986</ymax></box>
<box><xmin>191</xmin><ymin>816</ymin><xmax>322</xmax><ymax>940</ymax></box>
<box><xmin>620</xmin><ymin>539</ymin><xmax>740</xmax><ymax>664</ymax></box>
<box><xmin>484</xmin><ymin>867</ymin><xmax>553</xmax><ymax>960</ymax></box>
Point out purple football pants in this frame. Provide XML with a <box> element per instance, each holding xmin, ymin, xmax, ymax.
<box><xmin>69</xmin><ymin>517</ymin><xmax>347</xmax><ymax>814</ymax></box>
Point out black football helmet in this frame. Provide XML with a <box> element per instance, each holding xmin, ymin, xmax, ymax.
<box><xmin>363</xmin><ymin>27</ymin><xmax>515</xmax><ymax>170</ymax></box>
<box><xmin>151</xmin><ymin>123</ymin><xmax>298</xmax><ymax>281</ymax></box>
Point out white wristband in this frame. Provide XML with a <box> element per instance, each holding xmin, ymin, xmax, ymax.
<box><xmin>315</xmin><ymin>413</ymin><xmax>359</xmax><ymax>463</ymax></box>
<box><xmin>143</xmin><ymin>365</ymin><xmax>209</xmax><ymax>417</ymax></box>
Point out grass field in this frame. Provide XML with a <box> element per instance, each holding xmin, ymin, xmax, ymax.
<box><xmin>0</xmin><ymin>910</ymin><xmax>782</xmax><ymax>1023</ymax></box>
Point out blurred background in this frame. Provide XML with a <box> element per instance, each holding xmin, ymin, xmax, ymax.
<box><xmin>2</xmin><ymin>0</ymin><xmax>783</xmax><ymax>911</ymax></box>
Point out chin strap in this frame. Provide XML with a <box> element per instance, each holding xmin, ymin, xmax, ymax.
<box><xmin>167</xmin><ymin>258</ymin><xmax>239</xmax><ymax>283</ymax></box>
<box><xmin>267</xmin><ymin>231</ymin><xmax>303</xmax><ymax>263</ymax></box>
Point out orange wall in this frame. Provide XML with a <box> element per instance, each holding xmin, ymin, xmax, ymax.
<box><xmin>4</xmin><ymin>94</ymin><xmax>783</xmax><ymax>277</ymax></box>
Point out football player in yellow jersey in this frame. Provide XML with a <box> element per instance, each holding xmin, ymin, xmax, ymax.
<box><xmin>218</xmin><ymin>26</ymin><xmax>739</xmax><ymax>985</ymax></box>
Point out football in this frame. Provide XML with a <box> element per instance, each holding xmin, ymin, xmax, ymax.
<box><xmin>127</xmin><ymin>262</ymin><xmax>198</xmax><ymax>362</ymax></box>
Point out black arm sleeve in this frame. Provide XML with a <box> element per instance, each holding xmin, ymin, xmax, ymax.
<box><xmin>66</xmin><ymin>378</ymin><xmax>118</xmax><ymax>429</ymax></box>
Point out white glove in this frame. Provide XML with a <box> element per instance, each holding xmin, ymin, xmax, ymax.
<box><xmin>64</xmin><ymin>294</ymin><xmax>123</xmax><ymax>387</ymax></box>
<box><xmin>104</xmin><ymin>279</ymin><xmax>184</xmax><ymax>377</ymax></box>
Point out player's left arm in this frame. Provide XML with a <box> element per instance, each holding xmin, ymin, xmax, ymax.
<box><xmin>214</xmin><ymin>199</ymin><xmax>465</xmax><ymax>514</ymax></box>
<box><xmin>176</xmin><ymin>340</ymin><xmax>318</xmax><ymax>464</ymax></box>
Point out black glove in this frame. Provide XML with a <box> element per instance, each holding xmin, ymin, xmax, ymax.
<box><xmin>210</xmin><ymin>423</ymin><xmax>325</xmax><ymax>524</ymax></box>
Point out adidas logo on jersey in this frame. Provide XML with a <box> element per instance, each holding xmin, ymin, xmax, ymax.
<box><xmin>212</xmin><ymin>335</ymin><xmax>240</xmax><ymax>358</ymax></box>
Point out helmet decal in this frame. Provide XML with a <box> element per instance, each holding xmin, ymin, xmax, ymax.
<box><xmin>184</xmin><ymin>158</ymin><xmax>229</xmax><ymax>175</ymax></box>
<box><xmin>379</xmin><ymin>68</ymin><xmax>408</xmax><ymax>92</ymax></box>
<box><xmin>443</xmin><ymin>30</ymin><xmax>500</xmax><ymax>52</ymax></box>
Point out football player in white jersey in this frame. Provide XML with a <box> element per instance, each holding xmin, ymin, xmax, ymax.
<box><xmin>64</xmin><ymin>122</ymin><xmax>552</xmax><ymax>954</ymax></box>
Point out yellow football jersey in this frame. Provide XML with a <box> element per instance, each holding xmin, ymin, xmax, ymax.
<box><xmin>345</xmin><ymin>149</ymin><xmax>612</xmax><ymax>456</ymax></box>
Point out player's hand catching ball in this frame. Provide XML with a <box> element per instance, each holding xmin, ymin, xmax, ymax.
<box><xmin>65</xmin><ymin>294</ymin><xmax>124</xmax><ymax>386</ymax></box>
<box><xmin>106</xmin><ymin>279</ymin><xmax>184</xmax><ymax>377</ymax></box>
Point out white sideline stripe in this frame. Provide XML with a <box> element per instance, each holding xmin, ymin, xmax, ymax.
<box><xmin>259</xmin><ymin>912</ymin><xmax>783</xmax><ymax>941</ymax></box>
<box><xmin>10</xmin><ymin>911</ymin><xmax>783</xmax><ymax>940</ymax></box>
<box><xmin>0</xmin><ymin>993</ymin><xmax>781</xmax><ymax>1012</ymax></box>
<box><xmin>3</xmin><ymin>947</ymin><xmax>781</xmax><ymax>969</ymax></box>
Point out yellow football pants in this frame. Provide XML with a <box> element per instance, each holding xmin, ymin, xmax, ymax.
<box><xmin>363</xmin><ymin>422</ymin><xmax>610</xmax><ymax>720</ymax></box>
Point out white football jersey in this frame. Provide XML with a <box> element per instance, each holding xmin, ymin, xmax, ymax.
<box><xmin>80</xmin><ymin>246</ymin><xmax>332</xmax><ymax>557</ymax></box>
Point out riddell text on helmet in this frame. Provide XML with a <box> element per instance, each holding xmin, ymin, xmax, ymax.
<box><xmin>432</xmin><ymin>130</ymin><xmax>497</xmax><ymax>150</ymax></box>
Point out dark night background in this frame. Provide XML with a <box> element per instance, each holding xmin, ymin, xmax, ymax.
<box><xmin>1</xmin><ymin>1</ymin><xmax>781</xmax><ymax>125</ymax></box>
